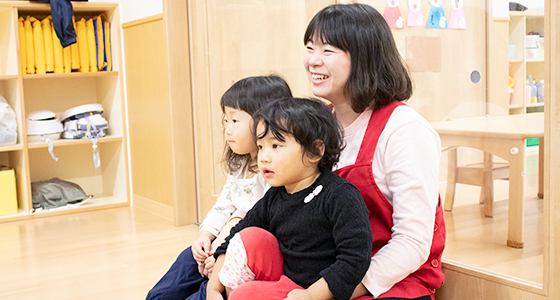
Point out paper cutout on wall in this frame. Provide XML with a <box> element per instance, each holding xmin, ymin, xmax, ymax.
<box><xmin>383</xmin><ymin>0</ymin><xmax>404</xmax><ymax>29</ymax></box>
<box><xmin>448</xmin><ymin>0</ymin><xmax>466</xmax><ymax>29</ymax></box>
<box><xmin>427</xmin><ymin>0</ymin><xmax>448</xmax><ymax>29</ymax></box>
<box><xmin>407</xmin><ymin>0</ymin><xmax>425</xmax><ymax>27</ymax></box>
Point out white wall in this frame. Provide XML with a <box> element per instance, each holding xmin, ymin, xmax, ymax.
<box><xmin>89</xmin><ymin>0</ymin><xmax>163</xmax><ymax>24</ymax></box>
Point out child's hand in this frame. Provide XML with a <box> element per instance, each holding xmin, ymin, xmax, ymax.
<box><xmin>206</xmin><ymin>289</ymin><xmax>225</xmax><ymax>300</ymax></box>
<box><xmin>283</xmin><ymin>288</ymin><xmax>312</xmax><ymax>300</ymax></box>
<box><xmin>192</xmin><ymin>233</ymin><xmax>213</xmax><ymax>264</ymax></box>
<box><xmin>203</xmin><ymin>254</ymin><xmax>216</xmax><ymax>277</ymax></box>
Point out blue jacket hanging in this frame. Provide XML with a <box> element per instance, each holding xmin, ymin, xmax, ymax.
<box><xmin>30</xmin><ymin>0</ymin><xmax>77</xmax><ymax>47</ymax></box>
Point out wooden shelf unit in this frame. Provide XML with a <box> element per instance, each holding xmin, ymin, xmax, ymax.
<box><xmin>0</xmin><ymin>2</ymin><xmax>129</xmax><ymax>223</ymax></box>
<box><xmin>508</xmin><ymin>11</ymin><xmax>545</xmax><ymax>114</ymax></box>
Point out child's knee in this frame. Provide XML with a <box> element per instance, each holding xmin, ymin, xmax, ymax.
<box><xmin>237</xmin><ymin>227</ymin><xmax>283</xmax><ymax>281</ymax></box>
<box><xmin>238</xmin><ymin>227</ymin><xmax>278</xmax><ymax>250</ymax></box>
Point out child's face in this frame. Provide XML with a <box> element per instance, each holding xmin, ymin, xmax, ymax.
<box><xmin>223</xmin><ymin>106</ymin><xmax>257</xmax><ymax>158</ymax></box>
<box><xmin>256</xmin><ymin>122</ymin><xmax>321</xmax><ymax>194</ymax></box>
<box><xmin>304</xmin><ymin>38</ymin><xmax>351</xmax><ymax>104</ymax></box>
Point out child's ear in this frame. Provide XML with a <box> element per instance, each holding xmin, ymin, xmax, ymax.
<box><xmin>309</xmin><ymin>140</ymin><xmax>325</xmax><ymax>163</ymax></box>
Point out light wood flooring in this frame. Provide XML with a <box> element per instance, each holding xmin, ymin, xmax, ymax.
<box><xmin>0</xmin><ymin>207</ymin><xmax>200</xmax><ymax>300</ymax></box>
<box><xmin>440</xmin><ymin>147</ymin><xmax>544</xmax><ymax>285</ymax></box>
<box><xmin>0</xmin><ymin>148</ymin><xmax>544</xmax><ymax>299</ymax></box>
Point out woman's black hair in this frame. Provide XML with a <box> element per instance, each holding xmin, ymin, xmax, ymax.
<box><xmin>253</xmin><ymin>97</ymin><xmax>344</xmax><ymax>172</ymax></box>
<box><xmin>304</xmin><ymin>3</ymin><xmax>413</xmax><ymax>113</ymax></box>
<box><xmin>220</xmin><ymin>74</ymin><xmax>293</xmax><ymax>173</ymax></box>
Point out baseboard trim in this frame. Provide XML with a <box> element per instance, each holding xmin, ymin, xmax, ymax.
<box><xmin>132</xmin><ymin>194</ymin><xmax>173</xmax><ymax>221</ymax></box>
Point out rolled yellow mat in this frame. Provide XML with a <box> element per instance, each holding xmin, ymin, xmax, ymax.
<box><xmin>24</xmin><ymin>16</ymin><xmax>35</xmax><ymax>74</ymax></box>
<box><xmin>18</xmin><ymin>17</ymin><xmax>27</xmax><ymax>75</ymax></box>
<box><xmin>63</xmin><ymin>45</ymin><xmax>72</xmax><ymax>73</ymax></box>
<box><xmin>86</xmin><ymin>18</ymin><xmax>97</xmax><ymax>72</ymax></box>
<box><xmin>31</xmin><ymin>17</ymin><xmax>46</xmax><ymax>74</ymax></box>
<box><xmin>52</xmin><ymin>17</ymin><xmax>64</xmax><ymax>74</ymax></box>
<box><xmin>76</xmin><ymin>18</ymin><xmax>89</xmax><ymax>72</ymax></box>
<box><xmin>71</xmin><ymin>16</ymin><xmax>80</xmax><ymax>70</ymax></box>
<box><xmin>94</xmin><ymin>15</ymin><xmax>105</xmax><ymax>71</ymax></box>
<box><xmin>42</xmin><ymin>16</ymin><xmax>54</xmax><ymax>73</ymax></box>
<box><xmin>104</xmin><ymin>21</ymin><xmax>112</xmax><ymax>71</ymax></box>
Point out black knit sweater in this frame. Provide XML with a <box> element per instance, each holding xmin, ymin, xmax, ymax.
<box><xmin>215</xmin><ymin>170</ymin><xmax>372</xmax><ymax>300</ymax></box>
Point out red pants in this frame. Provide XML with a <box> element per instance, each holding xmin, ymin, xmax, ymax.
<box><xmin>226</xmin><ymin>227</ymin><xmax>304</xmax><ymax>300</ymax></box>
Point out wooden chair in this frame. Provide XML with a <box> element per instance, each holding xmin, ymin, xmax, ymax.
<box><xmin>444</xmin><ymin>147</ymin><xmax>509</xmax><ymax>217</ymax></box>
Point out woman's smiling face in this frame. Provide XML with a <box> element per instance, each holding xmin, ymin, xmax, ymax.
<box><xmin>304</xmin><ymin>38</ymin><xmax>351</xmax><ymax>104</ymax></box>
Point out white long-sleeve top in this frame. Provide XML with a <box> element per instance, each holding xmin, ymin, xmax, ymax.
<box><xmin>199</xmin><ymin>167</ymin><xmax>270</xmax><ymax>237</ymax></box>
<box><xmin>334</xmin><ymin>105</ymin><xmax>441</xmax><ymax>298</ymax></box>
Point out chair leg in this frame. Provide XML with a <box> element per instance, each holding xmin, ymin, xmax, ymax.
<box><xmin>481</xmin><ymin>152</ymin><xmax>494</xmax><ymax>217</ymax></box>
<box><xmin>445</xmin><ymin>148</ymin><xmax>458</xmax><ymax>212</ymax></box>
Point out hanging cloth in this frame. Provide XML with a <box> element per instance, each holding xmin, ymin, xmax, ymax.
<box><xmin>30</xmin><ymin>0</ymin><xmax>77</xmax><ymax>48</ymax></box>
<box><xmin>93</xmin><ymin>15</ymin><xmax>107</xmax><ymax>71</ymax></box>
<box><xmin>42</xmin><ymin>16</ymin><xmax>55</xmax><ymax>73</ymax></box>
<box><xmin>24</xmin><ymin>16</ymin><xmax>35</xmax><ymax>74</ymax></box>
<box><xmin>86</xmin><ymin>18</ymin><xmax>97</xmax><ymax>72</ymax></box>
<box><xmin>104</xmin><ymin>20</ymin><xmax>112</xmax><ymax>71</ymax></box>
<box><xmin>31</xmin><ymin>17</ymin><xmax>46</xmax><ymax>74</ymax></box>
<box><xmin>18</xmin><ymin>17</ymin><xmax>27</xmax><ymax>74</ymax></box>
<box><xmin>70</xmin><ymin>16</ymin><xmax>81</xmax><ymax>70</ymax></box>
<box><xmin>52</xmin><ymin>17</ymin><xmax>65</xmax><ymax>73</ymax></box>
<box><xmin>76</xmin><ymin>18</ymin><xmax>89</xmax><ymax>72</ymax></box>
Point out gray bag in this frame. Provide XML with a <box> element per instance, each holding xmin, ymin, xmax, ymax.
<box><xmin>31</xmin><ymin>178</ymin><xmax>92</xmax><ymax>211</ymax></box>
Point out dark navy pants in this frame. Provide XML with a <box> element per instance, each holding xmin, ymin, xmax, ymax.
<box><xmin>146</xmin><ymin>246</ymin><xmax>208</xmax><ymax>300</ymax></box>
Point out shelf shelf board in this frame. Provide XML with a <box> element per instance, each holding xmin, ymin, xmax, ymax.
<box><xmin>23</xmin><ymin>71</ymin><xmax>118</xmax><ymax>80</ymax></box>
<box><xmin>526</xmin><ymin>102</ymin><xmax>544</xmax><ymax>107</ymax></box>
<box><xmin>0</xmin><ymin>74</ymin><xmax>18</xmax><ymax>81</ymax></box>
<box><xmin>509</xmin><ymin>59</ymin><xmax>524</xmax><ymax>63</ymax></box>
<box><xmin>0</xmin><ymin>208</ymin><xmax>31</xmax><ymax>222</ymax></box>
<box><xmin>526</xmin><ymin>59</ymin><xmax>544</xmax><ymax>63</ymax></box>
<box><xmin>509</xmin><ymin>104</ymin><xmax>524</xmax><ymax>109</ymax></box>
<box><xmin>0</xmin><ymin>143</ymin><xmax>23</xmax><ymax>152</ymax></box>
<box><xmin>29</xmin><ymin>195</ymin><xmax>128</xmax><ymax>217</ymax></box>
<box><xmin>27</xmin><ymin>135</ymin><xmax>122</xmax><ymax>149</ymax></box>
<box><xmin>509</xmin><ymin>11</ymin><xmax>544</xmax><ymax>17</ymax></box>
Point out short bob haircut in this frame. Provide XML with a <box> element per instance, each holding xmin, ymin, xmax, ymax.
<box><xmin>304</xmin><ymin>3</ymin><xmax>413</xmax><ymax>113</ymax></box>
<box><xmin>253</xmin><ymin>97</ymin><xmax>344</xmax><ymax>172</ymax></box>
<box><xmin>220</xmin><ymin>74</ymin><xmax>293</xmax><ymax>173</ymax></box>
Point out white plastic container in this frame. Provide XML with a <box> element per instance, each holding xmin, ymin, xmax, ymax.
<box><xmin>26</xmin><ymin>110</ymin><xmax>63</xmax><ymax>142</ymax></box>
<box><xmin>525</xmin><ymin>35</ymin><xmax>539</xmax><ymax>60</ymax></box>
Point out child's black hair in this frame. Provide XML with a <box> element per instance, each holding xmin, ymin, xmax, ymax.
<box><xmin>304</xmin><ymin>3</ymin><xmax>412</xmax><ymax>113</ymax></box>
<box><xmin>220</xmin><ymin>74</ymin><xmax>293</xmax><ymax>173</ymax></box>
<box><xmin>253</xmin><ymin>97</ymin><xmax>344</xmax><ymax>172</ymax></box>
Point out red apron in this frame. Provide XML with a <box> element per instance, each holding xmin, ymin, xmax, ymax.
<box><xmin>334</xmin><ymin>101</ymin><xmax>445</xmax><ymax>299</ymax></box>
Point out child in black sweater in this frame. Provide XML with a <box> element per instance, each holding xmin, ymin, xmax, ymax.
<box><xmin>207</xmin><ymin>97</ymin><xmax>372</xmax><ymax>300</ymax></box>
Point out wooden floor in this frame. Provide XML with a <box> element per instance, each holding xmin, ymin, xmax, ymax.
<box><xmin>0</xmin><ymin>207</ymin><xmax>200</xmax><ymax>300</ymax></box>
<box><xmin>0</xmin><ymin>148</ymin><xmax>544</xmax><ymax>299</ymax></box>
<box><xmin>440</xmin><ymin>147</ymin><xmax>544</xmax><ymax>284</ymax></box>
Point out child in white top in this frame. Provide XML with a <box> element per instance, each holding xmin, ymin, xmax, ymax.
<box><xmin>146</xmin><ymin>75</ymin><xmax>293</xmax><ymax>300</ymax></box>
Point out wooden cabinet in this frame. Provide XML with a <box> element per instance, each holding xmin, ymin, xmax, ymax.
<box><xmin>0</xmin><ymin>2</ymin><xmax>128</xmax><ymax>223</ymax></box>
<box><xmin>508</xmin><ymin>11</ymin><xmax>545</xmax><ymax>114</ymax></box>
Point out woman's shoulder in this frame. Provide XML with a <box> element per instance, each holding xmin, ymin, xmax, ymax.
<box><xmin>385</xmin><ymin>105</ymin><xmax>439</xmax><ymax>138</ymax></box>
